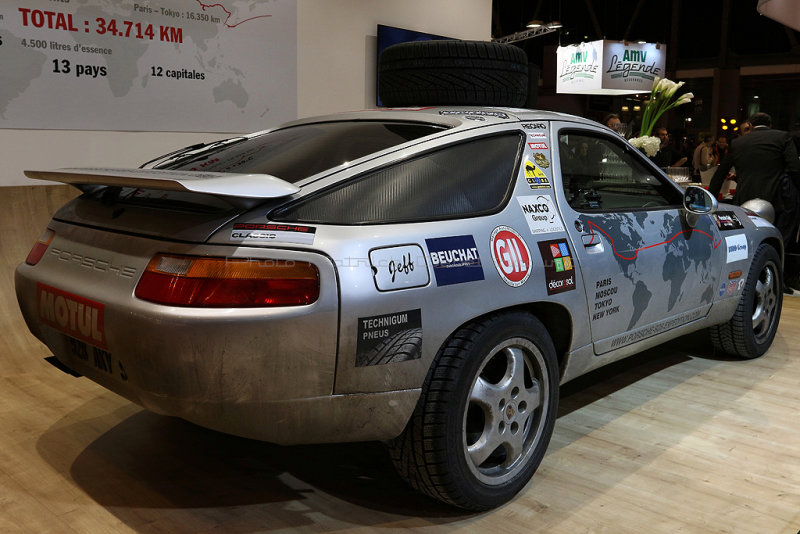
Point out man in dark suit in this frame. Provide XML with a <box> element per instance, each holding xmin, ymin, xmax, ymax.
<box><xmin>710</xmin><ymin>112</ymin><xmax>800</xmax><ymax>243</ymax></box>
<box><xmin>710</xmin><ymin>112</ymin><xmax>800</xmax><ymax>292</ymax></box>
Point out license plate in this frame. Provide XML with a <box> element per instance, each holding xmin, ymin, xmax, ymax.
<box><xmin>65</xmin><ymin>336</ymin><xmax>128</xmax><ymax>382</ymax></box>
<box><xmin>37</xmin><ymin>283</ymin><xmax>107</xmax><ymax>349</ymax></box>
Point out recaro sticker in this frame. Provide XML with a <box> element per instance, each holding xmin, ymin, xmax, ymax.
<box><xmin>425</xmin><ymin>235</ymin><xmax>484</xmax><ymax>286</ymax></box>
<box><xmin>369</xmin><ymin>245</ymin><xmax>429</xmax><ymax>291</ymax></box>
<box><xmin>356</xmin><ymin>309</ymin><xmax>422</xmax><ymax>367</ymax></box>
<box><xmin>490</xmin><ymin>226</ymin><xmax>532</xmax><ymax>287</ymax></box>
<box><xmin>517</xmin><ymin>194</ymin><xmax>566</xmax><ymax>235</ymax></box>
<box><xmin>537</xmin><ymin>239</ymin><xmax>576</xmax><ymax>295</ymax></box>
<box><xmin>725</xmin><ymin>234</ymin><xmax>748</xmax><ymax>263</ymax></box>
<box><xmin>231</xmin><ymin>223</ymin><xmax>316</xmax><ymax>245</ymax></box>
<box><xmin>713</xmin><ymin>211</ymin><xmax>744</xmax><ymax>231</ymax></box>
<box><xmin>524</xmin><ymin>159</ymin><xmax>551</xmax><ymax>189</ymax></box>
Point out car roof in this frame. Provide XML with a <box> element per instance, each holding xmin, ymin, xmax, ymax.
<box><xmin>254</xmin><ymin>106</ymin><xmax>598</xmax><ymax>137</ymax></box>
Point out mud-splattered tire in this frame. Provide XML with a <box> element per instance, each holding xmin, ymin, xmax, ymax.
<box><xmin>378</xmin><ymin>40</ymin><xmax>528</xmax><ymax>108</ymax></box>
<box><xmin>388</xmin><ymin>312</ymin><xmax>558</xmax><ymax>511</ymax></box>
<box><xmin>709</xmin><ymin>243</ymin><xmax>782</xmax><ymax>359</ymax></box>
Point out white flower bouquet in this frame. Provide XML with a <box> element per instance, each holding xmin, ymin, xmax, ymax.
<box><xmin>628</xmin><ymin>76</ymin><xmax>694</xmax><ymax>157</ymax></box>
<box><xmin>628</xmin><ymin>135</ymin><xmax>662</xmax><ymax>157</ymax></box>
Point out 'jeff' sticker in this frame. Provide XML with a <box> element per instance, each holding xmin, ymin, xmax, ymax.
<box><xmin>369</xmin><ymin>245</ymin><xmax>429</xmax><ymax>291</ymax></box>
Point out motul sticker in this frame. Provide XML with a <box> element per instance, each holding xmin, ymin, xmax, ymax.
<box><xmin>490</xmin><ymin>226</ymin><xmax>532</xmax><ymax>287</ymax></box>
<box><xmin>528</xmin><ymin>142</ymin><xmax>549</xmax><ymax>150</ymax></box>
<box><xmin>37</xmin><ymin>283</ymin><xmax>106</xmax><ymax>349</ymax></box>
<box><xmin>231</xmin><ymin>223</ymin><xmax>316</xmax><ymax>245</ymax></box>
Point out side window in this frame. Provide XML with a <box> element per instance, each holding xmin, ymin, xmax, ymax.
<box><xmin>272</xmin><ymin>133</ymin><xmax>524</xmax><ymax>224</ymax></box>
<box><xmin>558</xmin><ymin>131</ymin><xmax>682</xmax><ymax>211</ymax></box>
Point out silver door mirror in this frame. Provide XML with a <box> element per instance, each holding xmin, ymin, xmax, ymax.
<box><xmin>683</xmin><ymin>185</ymin><xmax>718</xmax><ymax>214</ymax></box>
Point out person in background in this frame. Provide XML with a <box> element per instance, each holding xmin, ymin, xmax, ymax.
<box><xmin>692</xmin><ymin>135</ymin><xmax>715</xmax><ymax>181</ymax></box>
<box><xmin>709</xmin><ymin>112</ymin><xmax>800</xmax><ymax>292</ymax></box>
<box><xmin>738</xmin><ymin>121</ymin><xmax>753</xmax><ymax>136</ymax></box>
<box><xmin>651</xmin><ymin>127</ymin><xmax>688</xmax><ymax>168</ymax></box>
<box><xmin>602</xmin><ymin>113</ymin><xmax>625</xmax><ymax>135</ymax></box>
<box><xmin>713</xmin><ymin>135</ymin><xmax>729</xmax><ymax>164</ymax></box>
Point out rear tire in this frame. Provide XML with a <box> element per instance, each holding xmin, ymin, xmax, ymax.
<box><xmin>378</xmin><ymin>40</ymin><xmax>529</xmax><ymax>108</ymax></box>
<box><xmin>388</xmin><ymin>312</ymin><xmax>558</xmax><ymax>511</ymax></box>
<box><xmin>709</xmin><ymin>243</ymin><xmax>782</xmax><ymax>359</ymax></box>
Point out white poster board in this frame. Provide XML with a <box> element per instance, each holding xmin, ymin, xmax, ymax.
<box><xmin>557</xmin><ymin>40</ymin><xmax>666</xmax><ymax>95</ymax></box>
<box><xmin>0</xmin><ymin>0</ymin><xmax>297</xmax><ymax>132</ymax></box>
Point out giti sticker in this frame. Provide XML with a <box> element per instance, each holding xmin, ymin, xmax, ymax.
<box><xmin>356</xmin><ymin>309</ymin><xmax>422</xmax><ymax>367</ymax></box>
<box><xmin>725</xmin><ymin>234</ymin><xmax>748</xmax><ymax>263</ymax></box>
<box><xmin>517</xmin><ymin>194</ymin><xmax>566</xmax><ymax>235</ymax></box>
<box><xmin>714</xmin><ymin>211</ymin><xmax>744</xmax><ymax>231</ymax></box>
<box><xmin>524</xmin><ymin>159</ymin><xmax>551</xmax><ymax>189</ymax></box>
<box><xmin>537</xmin><ymin>239</ymin><xmax>576</xmax><ymax>294</ymax></box>
<box><xmin>533</xmin><ymin>153</ymin><xmax>550</xmax><ymax>168</ymax></box>
<box><xmin>490</xmin><ymin>226</ymin><xmax>532</xmax><ymax>287</ymax></box>
<box><xmin>528</xmin><ymin>142</ymin><xmax>549</xmax><ymax>150</ymax></box>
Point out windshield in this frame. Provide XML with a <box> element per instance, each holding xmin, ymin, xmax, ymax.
<box><xmin>154</xmin><ymin>121</ymin><xmax>448</xmax><ymax>184</ymax></box>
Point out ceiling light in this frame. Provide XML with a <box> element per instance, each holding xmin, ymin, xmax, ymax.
<box><xmin>526</xmin><ymin>20</ymin><xmax>543</xmax><ymax>28</ymax></box>
<box><xmin>548</xmin><ymin>21</ymin><xmax>563</xmax><ymax>29</ymax></box>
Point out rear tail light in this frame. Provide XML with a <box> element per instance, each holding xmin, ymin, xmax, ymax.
<box><xmin>25</xmin><ymin>229</ymin><xmax>55</xmax><ymax>265</ymax></box>
<box><xmin>135</xmin><ymin>254</ymin><xmax>320</xmax><ymax>307</ymax></box>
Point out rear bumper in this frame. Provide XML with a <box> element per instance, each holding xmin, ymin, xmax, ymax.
<box><xmin>15</xmin><ymin>222</ymin><xmax>418</xmax><ymax>444</ymax></box>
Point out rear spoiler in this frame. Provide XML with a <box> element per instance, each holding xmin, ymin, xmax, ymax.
<box><xmin>24</xmin><ymin>167</ymin><xmax>300</xmax><ymax>208</ymax></box>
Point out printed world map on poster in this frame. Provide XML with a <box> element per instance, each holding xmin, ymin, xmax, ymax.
<box><xmin>0</xmin><ymin>0</ymin><xmax>297</xmax><ymax>132</ymax></box>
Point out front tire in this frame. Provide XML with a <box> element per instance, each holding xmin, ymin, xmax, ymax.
<box><xmin>389</xmin><ymin>312</ymin><xmax>559</xmax><ymax>511</ymax></box>
<box><xmin>709</xmin><ymin>243</ymin><xmax>782</xmax><ymax>358</ymax></box>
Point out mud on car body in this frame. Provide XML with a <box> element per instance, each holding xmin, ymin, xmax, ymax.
<box><xmin>16</xmin><ymin>106</ymin><xmax>783</xmax><ymax>511</ymax></box>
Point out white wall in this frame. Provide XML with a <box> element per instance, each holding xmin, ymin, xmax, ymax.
<box><xmin>0</xmin><ymin>0</ymin><xmax>490</xmax><ymax>187</ymax></box>
<box><xmin>297</xmin><ymin>0</ymin><xmax>491</xmax><ymax>117</ymax></box>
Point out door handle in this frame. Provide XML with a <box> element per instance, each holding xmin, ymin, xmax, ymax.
<box><xmin>581</xmin><ymin>233</ymin><xmax>604</xmax><ymax>253</ymax></box>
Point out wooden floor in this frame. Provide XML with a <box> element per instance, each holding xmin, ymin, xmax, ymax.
<box><xmin>2</xmin><ymin>186</ymin><xmax>799</xmax><ymax>534</ymax></box>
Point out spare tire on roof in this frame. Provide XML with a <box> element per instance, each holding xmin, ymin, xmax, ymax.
<box><xmin>379</xmin><ymin>40</ymin><xmax>529</xmax><ymax>108</ymax></box>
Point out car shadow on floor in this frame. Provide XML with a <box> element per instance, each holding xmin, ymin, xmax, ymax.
<box><xmin>33</xmin><ymin>331</ymin><xmax>729</xmax><ymax>530</ymax></box>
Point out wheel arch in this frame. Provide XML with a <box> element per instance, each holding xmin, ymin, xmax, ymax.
<box><xmin>432</xmin><ymin>301</ymin><xmax>574</xmax><ymax>378</ymax></box>
<box><xmin>760</xmin><ymin>235</ymin><xmax>784</xmax><ymax>265</ymax></box>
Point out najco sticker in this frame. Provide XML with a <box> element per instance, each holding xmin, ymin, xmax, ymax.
<box><xmin>490</xmin><ymin>226</ymin><xmax>532</xmax><ymax>287</ymax></box>
<box><xmin>517</xmin><ymin>194</ymin><xmax>566</xmax><ymax>235</ymax></box>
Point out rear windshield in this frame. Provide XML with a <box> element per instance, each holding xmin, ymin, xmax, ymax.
<box><xmin>155</xmin><ymin>121</ymin><xmax>447</xmax><ymax>183</ymax></box>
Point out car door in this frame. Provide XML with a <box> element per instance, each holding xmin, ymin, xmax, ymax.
<box><xmin>552</xmin><ymin>126</ymin><xmax>723</xmax><ymax>354</ymax></box>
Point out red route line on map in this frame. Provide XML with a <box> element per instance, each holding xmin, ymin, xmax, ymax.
<box><xmin>586</xmin><ymin>220</ymin><xmax>721</xmax><ymax>261</ymax></box>
<box><xmin>196</xmin><ymin>1</ymin><xmax>272</xmax><ymax>28</ymax></box>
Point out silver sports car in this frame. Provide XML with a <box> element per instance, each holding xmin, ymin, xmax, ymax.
<box><xmin>16</xmin><ymin>107</ymin><xmax>783</xmax><ymax>510</ymax></box>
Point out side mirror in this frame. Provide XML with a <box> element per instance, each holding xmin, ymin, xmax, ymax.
<box><xmin>683</xmin><ymin>185</ymin><xmax>717</xmax><ymax>227</ymax></box>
